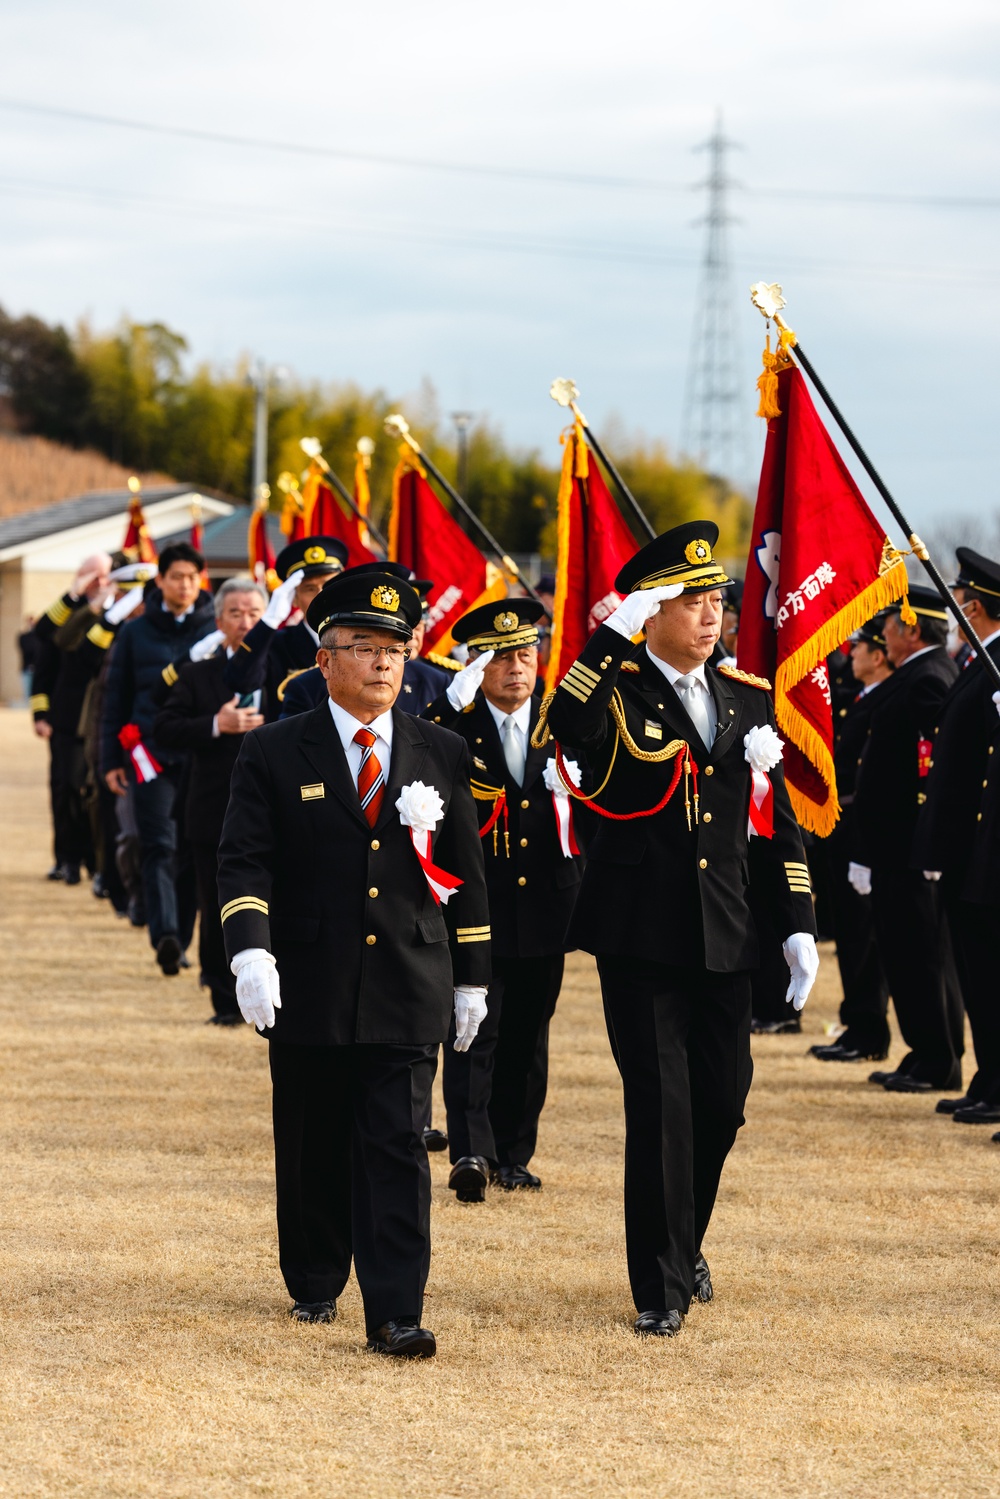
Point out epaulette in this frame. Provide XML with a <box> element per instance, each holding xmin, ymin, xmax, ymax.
<box><xmin>161</xmin><ymin>662</ymin><xmax>179</xmax><ymax>688</ymax></box>
<box><xmin>426</xmin><ymin>651</ymin><xmax>462</xmax><ymax>672</ymax></box>
<box><xmin>277</xmin><ymin>667</ymin><xmax>309</xmax><ymax>703</ymax></box>
<box><xmin>718</xmin><ymin>664</ymin><xmax>772</xmax><ymax>690</ymax></box>
<box><xmin>620</xmin><ymin>660</ymin><xmax>641</xmax><ymax>673</ymax></box>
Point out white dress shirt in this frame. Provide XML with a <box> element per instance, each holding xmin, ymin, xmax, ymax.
<box><xmin>644</xmin><ymin>648</ymin><xmax>714</xmax><ymax>712</ymax></box>
<box><xmin>328</xmin><ymin>698</ymin><xmax>394</xmax><ymax>781</ymax></box>
<box><xmin>484</xmin><ymin>696</ymin><xmax>532</xmax><ymax>758</ymax></box>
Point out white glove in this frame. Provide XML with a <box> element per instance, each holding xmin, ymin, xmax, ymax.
<box><xmin>603</xmin><ymin>584</ymin><xmax>683</xmax><ymax>639</ymax></box>
<box><xmin>231</xmin><ymin>947</ymin><xmax>282</xmax><ymax>1029</ymax></box>
<box><xmin>923</xmin><ymin>870</ymin><xmax>942</xmax><ymax>881</ymax></box>
<box><xmin>782</xmin><ymin>932</ymin><xmax>819</xmax><ymax>1012</ymax></box>
<box><xmin>190</xmin><ymin>628</ymin><xmax>225</xmax><ymax>662</ymax></box>
<box><xmin>105</xmin><ymin>587</ymin><xmax>146</xmax><ymax>626</ymax></box>
<box><xmin>262</xmin><ymin>570</ymin><xmax>303</xmax><ymax>629</ymax></box>
<box><xmin>446</xmin><ymin>650</ymin><xmax>495</xmax><ymax>711</ymax></box>
<box><xmin>847</xmin><ymin>861</ymin><xmax>872</xmax><ymax>896</ymax></box>
<box><xmin>993</xmin><ymin>689</ymin><xmax>1000</xmax><ymax>721</ymax></box>
<box><xmin>453</xmin><ymin>985</ymin><xmax>488</xmax><ymax>1052</ymax></box>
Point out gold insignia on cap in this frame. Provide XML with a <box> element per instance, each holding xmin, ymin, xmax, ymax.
<box><xmin>685</xmin><ymin>539</ymin><xmax>712</xmax><ymax>566</ymax></box>
<box><xmin>371</xmin><ymin>585</ymin><xmax>400</xmax><ymax>611</ymax></box>
<box><xmin>304</xmin><ymin>545</ymin><xmax>327</xmax><ymax>565</ymax></box>
<box><xmin>494</xmin><ymin>611</ymin><xmax>519</xmax><ymax>633</ymax></box>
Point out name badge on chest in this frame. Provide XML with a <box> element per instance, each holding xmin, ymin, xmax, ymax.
<box><xmin>644</xmin><ymin>718</ymin><xmax>663</xmax><ymax>741</ymax></box>
<box><xmin>300</xmin><ymin>783</ymin><xmax>325</xmax><ymax>801</ymax></box>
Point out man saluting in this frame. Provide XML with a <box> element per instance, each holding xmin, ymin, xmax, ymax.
<box><xmin>217</xmin><ymin>570</ymin><xmax>490</xmax><ymax>1357</ymax></box>
<box><xmin>545</xmin><ymin>522</ymin><xmax>818</xmax><ymax>1338</ymax></box>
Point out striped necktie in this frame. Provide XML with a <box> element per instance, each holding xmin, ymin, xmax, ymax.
<box><xmin>354</xmin><ymin>727</ymin><xmax>384</xmax><ymax>827</ymax></box>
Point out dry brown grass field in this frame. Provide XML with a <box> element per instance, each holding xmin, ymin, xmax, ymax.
<box><xmin>0</xmin><ymin>707</ymin><xmax>997</xmax><ymax>1498</ymax></box>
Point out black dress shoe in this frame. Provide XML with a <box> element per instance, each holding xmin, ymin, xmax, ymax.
<box><xmin>869</xmin><ymin>1069</ymin><xmax>898</xmax><ymax>1085</ymax></box>
<box><xmin>448</xmin><ymin>1155</ymin><xmax>489</xmax><ymax>1202</ymax></box>
<box><xmin>815</xmin><ymin>1042</ymin><xmax>889</xmax><ymax>1062</ymax></box>
<box><xmin>178</xmin><ymin>952</ymin><xmax>191</xmax><ymax>970</ymax></box>
<box><xmin>156</xmin><ymin>934</ymin><xmax>182</xmax><ymax>976</ymax></box>
<box><xmin>993</xmin><ymin>1132</ymin><xmax>1000</xmax><ymax>1144</ymax></box>
<box><xmin>883</xmin><ymin>1074</ymin><xmax>934</xmax><ymax>1092</ymax></box>
<box><xmin>206</xmin><ymin>1013</ymin><xmax>242</xmax><ymax>1027</ymax></box>
<box><xmin>62</xmin><ymin>863</ymin><xmax>81</xmax><ymax>886</ymax></box>
<box><xmin>46</xmin><ymin>864</ymin><xmax>65</xmax><ymax>882</ymax></box>
<box><xmin>92</xmin><ymin>873</ymin><xmax>111</xmax><ymax>899</ymax></box>
<box><xmin>953</xmin><ymin>1100</ymin><xmax>1000</xmax><ymax>1124</ymax></box>
<box><xmin>634</xmin><ymin>1309</ymin><xmax>684</xmax><ymax>1338</ymax></box>
<box><xmin>290</xmin><ymin>1299</ymin><xmax>337</xmax><ymax>1323</ymax></box>
<box><xmin>367</xmin><ymin>1319</ymin><xmax>436</xmax><ymax>1358</ymax></box>
<box><xmin>492</xmin><ymin>1164</ymin><xmax>542</xmax><ymax>1191</ymax></box>
<box><xmin>751</xmin><ymin>1016</ymin><xmax>802</xmax><ymax>1035</ymax></box>
<box><xmin>936</xmin><ymin>1094</ymin><xmax>973</xmax><ymax>1115</ymax></box>
<box><xmin>693</xmin><ymin>1254</ymin><xmax>713</xmax><ymax>1303</ymax></box>
<box><xmin>422</xmin><ymin>1127</ymin><xmax>449</xmax><ymax>1152</ymax></box>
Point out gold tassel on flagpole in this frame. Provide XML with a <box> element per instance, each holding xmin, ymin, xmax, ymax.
<box><xmin>755</xmin><ymin>334</ymin><xmax>783</xmax><ymax>420</ymax></box>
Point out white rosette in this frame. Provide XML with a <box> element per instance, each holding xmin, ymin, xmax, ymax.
<box><xmin>543</xmin><ymin>757</ymin><xmax>581</xmax><ymax>858</ymax></box>
<box><xmin>743</xmin><ymin>723</ymin><xmax>784</xmax><ymax>838</ymax></box>
<box><xmin>396</xmin><ymin>781</ymin><xmax>462</xmax><ymax>904</ymax></box>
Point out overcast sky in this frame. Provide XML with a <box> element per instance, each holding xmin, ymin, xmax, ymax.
<box><xmin>1</xmin><ymin>0</ymin><xmax>998</xmax><ymax>533</ymax></box>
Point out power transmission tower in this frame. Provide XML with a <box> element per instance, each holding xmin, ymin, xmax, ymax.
<box><xmin>680</xmin><ymin>113</ymin><xmax>751</xmax><ymax>488</ymax></box>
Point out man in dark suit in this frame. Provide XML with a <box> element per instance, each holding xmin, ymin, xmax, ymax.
<box><xmin>913</xmin><ymin>550</ymin><xmax>1000</xmax><ymax>1124</ymax></box>
<box><xmin>811</xmin><ymin>616</ymin><xmax>893</xmax><ymax>1062</ymax></box>
<box><xmin>154</xmin><ymin>577</ymin><xmax>268</xmax><ymax>1023</ymax></box>
<box><xmin>421</xmin><ymin>599</ymin><xmax>583</xmax><ymax>1201</ymax></box>
<box><xmin>217</xmin><ymin>570</ymin><xmax>490</xmax><ymax>1357</ymax></box>
<box><xmin>545</xmin><ymin>522</ymin><xmax>818</xmax><ymax>1338</ymax></box>
<box><xmin>223</xmin><ymin>536</ymin><xmax>348</xmax><ymax>718</ymax></box>
<box><xmin>851</xmin><ymin>586</ymin><xmax>961</xmax><ymax>1093</ymax></box>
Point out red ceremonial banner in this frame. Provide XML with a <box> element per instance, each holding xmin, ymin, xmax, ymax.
<box><xmin>122</xmin><ymin>494</ymin><xmax>157</xmax><ymax>565</ymax></box>
<box><xmin>302</xmin><ymin>462</ymin><xmax>377</xmax><ymax>569</ymax></box>
<box><xmin>739</xmin><ymin>362</ymin><xmax>909</xmax><ymax>834</ymax></box>
<box><xmin>247</xmin><ymin>501</ymin><xmax>278</xmax><ymax>591</ymax></box>
<box><xmin>388</xmin><ymin>447</ymin><xmax>506</xmax><ymax>653</ymax></box>
<box><xmin>545</xmin><ymin>421</ymin><xmax>638</xmax><ymax>693</ymax></box>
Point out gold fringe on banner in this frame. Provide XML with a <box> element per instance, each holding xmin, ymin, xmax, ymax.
<box><xmin>773</xmin><ymin>555</ymin><xmax>911</xmax><ymax>836</ymax></box>
<box><xmin>545</xmin><ymin>422</ymin><xmax>586</xmax><ymax>695</ymax></box>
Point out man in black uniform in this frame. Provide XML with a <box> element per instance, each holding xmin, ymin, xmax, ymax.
<box><xmin>154</xmin><ymin>578</ymin><xmax>268</xmax><ymax>1024</ymax></box>
<box><xmin>913</xmin><ymin>550</ymin><xmax>1000</xmax><ymax>1123</ymax></box>
<box><xmin>851</xmin><ymin>586</ymin><xmax>961</xmax><ymax>1093</ymax></box>
<box><xmin>812</xmin><ymin>616</ymin><xmax>892</xmax><ymax>1062</ymax></box>
<box><xmin>421</xmin><ymin>599</ymin><xmax>582</xmax><ymax>1201</ymax></box>
<box><xmin>545</xmin><ymin>522</ymin><xmax>818</xmax><ymax>1337</ymax></box>
<box><xmin>223</xmin><ymin>537</ymin><xmax>348</xmax><ymax>718</ymax></box>
<box><xmin>217</xmin><ymin>570</ymin><xmax>491</xmax><ymax>1357</ymax></box>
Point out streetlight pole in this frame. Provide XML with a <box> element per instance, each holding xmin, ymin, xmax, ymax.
<box><xmin>451</xmin><ymin>411</ymin><xmax>475</xmax><ymax>508</ymax></box>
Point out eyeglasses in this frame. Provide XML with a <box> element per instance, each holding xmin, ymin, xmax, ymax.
<box><xmin>327</xmin><ymin>644</ymin><xmax>411</xmax><ymax>663</ymax></box>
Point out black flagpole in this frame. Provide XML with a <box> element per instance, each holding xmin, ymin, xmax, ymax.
<box><xmin>573</xmin><ymin>412</ymin><xmax>656</xmax><ymax>543</ymax></box>
<box><xmin>385</xmin><ymin>418</ymin><xmax>541</xmax><ymax>604</ymax></box>
<box><xmin>316</xmin><ymin>458</ymin><xmax>390</xmax><ymax>557</ymax></box>
<box><xmin>778</xmin><ymin>325</ymin><xmax>1000</xmax><ymax>695</ymax></box>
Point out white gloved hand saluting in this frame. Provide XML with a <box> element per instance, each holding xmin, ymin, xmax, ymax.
<box><xmin>847</xmin><ymin>862</ymin><xmax>872</xmax><ymax>896</ymax></box>
<box><xmin>446</xmin><ymin>650</ymin><xmax>495</xmax><ymax>712</ymax></box>
<box><xmin>190</xmin><ymin>628</ymin><xmax>225</xmax><ymax>662</ymax></box>
<box><xmin>231</xmin><ymin>948</ymin><xmax>282</xmax><ymax>1029</ymax></box>
<box><xmin>262</xmin><ymin>570</ymin><xmax>303</xmax><ymax>630</ymax></box>
<box><xmin>782</xmin><ymin>932</ymin><xmax>819</xmax><ymax>1012</ymax></box>
<box><xmin>104</xmin><ymin>587</ymin><xmax>146</xmax><ymax>627</ymax></box>
<box><xmin>453</xmin><ymin>985</ymin><xmax>488</xmax><ymax>1051</ymax></box>
<box><xmin>603</xmin><ymin>584</ymin><xmax>684</xmax><ymax>639</ymax></box>
<box><xmin>923</xmin><ymin>870</ymin><xmax>942</xmax><ymax>882</ymax></box>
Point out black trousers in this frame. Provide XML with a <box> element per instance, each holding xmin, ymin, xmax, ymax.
<box><xmin>268</xmin><ymin>1039</ymin><xmax>437</xmax><ymax>1334</ymax></box>
<box><xmin>870</xmin><ymin>868</ymin><xmax>963</xmax><ymax>1088</ymax></box>
<box><xmin>826</xmin><ymin>829</ymin><xmax>890</xmax><ymax>1052</ymax></box>
<box><xmin>130</xmin><ymin>764</ymin><xmax>195</xmax><ymax>950</ymax></box>
<box><xmin>49</xmin><ymin>730</ymin><xmax>92</xmax><ymax>869</ymax></box>
<box><xmin>597</xmin><ymin>955</ymin><xmax>753</xmax><ymax>1316</ymax></box>
<box><xmin>443</xmin><ymin>953</ymin><xmax>564</xmax><ymax>1167</ymax></box>
<box><xmin>942</xmin><ymin>881</ymin><xmax>1000</xmax><ymax>1104</ymax></box>
<box><xmin>192</xmin><ymin>841</ymin><xmax>237</xmax><ymax>1016</ymax></box>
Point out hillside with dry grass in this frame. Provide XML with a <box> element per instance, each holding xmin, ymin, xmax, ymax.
<box><xmin>0</xmin><ymin>431</ymin><xmax>173</xmax><ymax>519</ymax></box>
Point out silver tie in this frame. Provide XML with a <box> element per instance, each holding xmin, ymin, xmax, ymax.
<box><xmin>502</xmin><ymin>714</ymin><xmax>526</xmax><ymax>785</ymax></box>
<box><xmin>674</xmin><ymin>674</ymin><xmax>715</xmax><ymax>752</ymax></box>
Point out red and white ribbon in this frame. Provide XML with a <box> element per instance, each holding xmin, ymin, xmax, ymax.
<box><xmin>407</xmin><ymin>827</ymin><xmax>463</xmax><ymax>906</ymax></box>
<box><xmin>747</xmin><ymin>769</ymin><xmax>774</xmax><ymax>839</ymax></box>
<box><xmin>543</xmin><ymin>756</ymin><xmax>581</xmax><ymax>858</ymax></box>
<box><xmin>118</xmin><ymin>723</ymin><xmax>162</xmax><ymax>784</ymax></box>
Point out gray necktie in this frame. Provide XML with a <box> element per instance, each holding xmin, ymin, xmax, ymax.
<box><xmin>674</xmin><ymin>674</ymin><xmax>715</xmax><ymax>751</ymax></box>
<box><xmin>502</xmin><ymin>714</ymin><xmax>526</xmax><ymax>785</ymax></box>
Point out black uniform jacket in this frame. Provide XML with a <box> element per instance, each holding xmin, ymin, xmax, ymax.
<box><xmin>217</xmin><ymin>702</ymin><xmax>491</xmax><ymax>1046</ymax></box>
<box><xmin>911</xmin><ymin>639</ymin><xmax>1000</xmax><ymax>879</ymax></box>
<box><xmin>222</xmin><ymin>617</ymin><xmax>317</xmax><ymax>721</ymax></box>
<box><xmin>153</xmin><ymin>652</ymin><xmax>266</xmax><ymax>846</ymax></box>
<box><xmin>544</xmin><ymin>624</ymin><xmax>815</xmax><ymax>972</ymax></box>
<box><xmin>421</xmin><ymin>690</ymin><xmax>582</xmax><ymax>959</ymax></box>
<box><xmin>32</xmin><ymin>594</ymin><xmax>117</xmax><ymax>733</ymax></box>
<box><xmin>279</xmin><ymin>657</ymin><xmax>451</xmax><ymax>720</ymax></box>
<box><xmin>852</xmin><ymin>646</ymin><xmax>958</xmax><ymax>870</ymax></box>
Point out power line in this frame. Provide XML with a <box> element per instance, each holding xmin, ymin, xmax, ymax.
<box><xmin>0</xmin><ymin>96</ymin><xmax>998</xmax><ymax>211</ymax></box>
